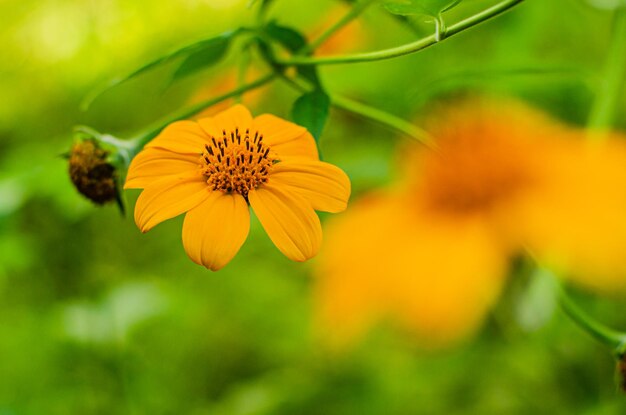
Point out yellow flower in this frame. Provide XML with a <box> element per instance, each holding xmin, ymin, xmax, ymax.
<box><xmin>512</xmin><ymin>132</ymin><xmax>626</xmax><ymax>293</ymax></box>
<box><xmin>125</xmin><ymin>104</ymin><xmax>351</xmax><ymax>271</ymax></box>
<box><xmin>314</xmin><ymin>98</ymin><xmax>626</xmax><ymax>348</ymax></box>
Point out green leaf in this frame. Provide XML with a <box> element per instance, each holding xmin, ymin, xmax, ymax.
<box><xmin>263</xmin><ymin>22</ymin><xmax>320</xmax><ymax>86</ymax></box>
<box><xmin>170</xmin><ymin>35</ymin><xmax>232</xmax><ymax>81</ymax></box>
<box><xmin>291</xmin><ymin>90</ymin><xmax>330</xmax><ymax>141</ymax></box>
<box><xmin>264</xmin><ymin>21</ymin><xmax>307</xmax><ymax>53</ymax></box>
<box><xmin>383</xmin><ymin>0</ymin><xmax>462</xmax><ymax>17</ymax></box>
<box><xmin>82</xmin><ymin>30</ymin><xmax>239</xmax><ymax>110</ymax></box>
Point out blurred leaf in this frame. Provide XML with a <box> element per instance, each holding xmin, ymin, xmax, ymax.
<box><xmin>83</xmin><ymin>30</ymin><xmax>239</xmax><ymax>109</ymax></box>
<box><xmin>383</xmin><ymin>0</ymin><xmax>462</xmax><ymax>16</ymax></box>
<box><xmin>63</xmin><ymin>282</ymin><xmax>168</xmax><ymax>344</ymax></box>
<box><xmin>264</xmin><ymin>21</ymin><xmax>307</xmax><ymax>52</ymax></box>
<box><xmin>170</xmin><ymin>35</ymin><xmax>233</xmax><ymax>82</ymax></box>
<box><xmin>411</xmin><ymin>65</ymin><xmax>591</xmax><ymax>105</ymax></box>
<box><xmin>292</xmin><ymin>90</ymin><xmax>330</xmax><ymax>140</ymax></box>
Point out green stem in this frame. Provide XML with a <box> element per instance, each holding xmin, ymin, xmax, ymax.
<box><xmin>279</xmin><ymin>75</ymin><xmax>433</xmax><ymax>146</ymax></box>
<box><xmin>130</xmin><ymin>73</ymin><xmax>275</xmax><ymax>155</ymax></box>
<box><xmin>587</xmin><ymin>8</ymin><xmax>626</xmax><ymax>130</ymax></box>
<box><xmin>554</xmin><ymin>278</ymin><xmax>626</xmax><ymax>356</ymax></box>
<box><xmin>276</xmin><ymin>0</ymin><xmax>525</xmax><ymax>66</ymax></box>
<box><xmin>332</xmin><ymin>95</ymin><xmax>435</xmax><ymax>147</ymax></box>
<box><xmin>302</xmin><ymin>0</ymin><xmax>376</xmax><ymax>54</ymax></box>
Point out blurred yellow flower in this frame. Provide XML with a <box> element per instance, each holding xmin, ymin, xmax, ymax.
<box><xmin>513</xmin><ymin>131</ymin><xmax>626</xmax><ymax>293</ymax></box>
<box><xmin>314</xmin><ymin>99</ymin><xmax>626</xmax><ymax>348</ymax></box>
<box><xmin>125</xmin><ymin>104</ymin><xmax>350</xmax><ymax>271</ymax></box>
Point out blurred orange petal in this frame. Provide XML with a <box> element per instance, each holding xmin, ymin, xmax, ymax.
<box><xmin>315</xmin><ymin>193</ymin><xmax>508</xmax><ymax>349</ymax></box>
<box><xmin>309</xmin><ymin>4</ymin><xmax>368</xmax><ymax>56</ymax></box>
<box><xmin>513</xmin><ymin>136</ymin><xmax>626</xmax><ymax>293</ymax></box>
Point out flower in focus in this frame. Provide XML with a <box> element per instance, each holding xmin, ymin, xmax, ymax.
<box><xmin>314</xmin><ymin>98</ymin><xmax>626</xmax><ymax>348</ymax></box>
<box><xmin>125</xmin><ymin>104</ymin><xmax>351</xmax><ymax>271</ymax></box>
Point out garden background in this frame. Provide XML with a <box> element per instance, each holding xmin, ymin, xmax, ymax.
<box><xmin>1</xmin><ymin>0</ymin><xmax>626</xmax><ymax>413</ymax></box>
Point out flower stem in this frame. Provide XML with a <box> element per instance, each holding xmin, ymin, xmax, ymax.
<box><xmin>302</xmin><ymin>0</ymin><xmax>377</xmax><ymax>54</ymax></box>
<box><xmin>549</xmin><ymin>272</ymin><xmax>626</xmax><ymax>356</ymax></box>
<box><xmin>331</xmin><ymin>94</ymin><xmax>435</xmax><ymax>148</ymax></box>
<box><xmin>276</xmin><ymin>0</ymin><xmax>525</xmax><ymax>66</ymax></box>
<box><xmin>130</xmin><ymin>73</ymin><xmax>275</xmax><ymax>155</ymax></box>
<box><xmin>587</xmin><ymin>8</ymin><xmax>626</xmax><ymax>130</ymax></box>
<box><xmin>278</xmin><ymin>74</ymin><xmax>434</xmax><ymax>146</ymax></box>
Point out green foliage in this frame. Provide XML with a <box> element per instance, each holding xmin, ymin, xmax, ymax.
<box><xmin>83</xmin><ymin>30</ymin><xmax>240</xmax><ymax>109</ymax></box>
<box><xmin>292</xmin><ymin>90</ymin><xmax>331</xmax><ymax>140</ymax></box>
<box><xmin>262</xmin><ymin>21</ymin><xmax>320</xmax><ymax>85</ymax></box>
<box><xmin>169</xmin><ymin>34</ymin><xmax>235</xmax><ymax>82</ymax></box>
<box><xmin>264</xmin><ymin>21</ymin><xmax>308</xmax><ymax>52</ymax></box>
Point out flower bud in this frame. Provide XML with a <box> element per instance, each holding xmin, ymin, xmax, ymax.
<box><xmin>68</xmin><ymin>139</ymin><xmax>118</xmax><ymax>205</ymax></box>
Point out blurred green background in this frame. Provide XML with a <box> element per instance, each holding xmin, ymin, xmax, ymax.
<box><xmin>2</xmin><ymin>0</ymin><xmax>626</xmax><ymax>413</ymax></box>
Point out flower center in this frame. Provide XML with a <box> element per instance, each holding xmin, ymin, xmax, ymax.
<box><xmin>420</xmin><ymin>123</ymin><xmax>536</xmax><ymax>216</ymax></box>
<box><xmin>200</xmin><ymin>128</ymin><xmax>276</xmax><ymax>198</ymax></box>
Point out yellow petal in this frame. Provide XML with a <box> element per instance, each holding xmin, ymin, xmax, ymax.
<box><xmin>252</xmin><ymin>114</ymin><xmax>319</xmax><ymax>159</ymax></box>
<box><xmin>512</xmin><ymin>138</ymin><xmax>626</xmax><ymax>293</ymax></box>
<box><xmin>314</xmin><ymin>194</ymin><xmax>507</xmax><ymax>349</ymax></box>
<box><xmin>146</xmin><ymin>121</ymin><xmax>208</xmax><ymax>154</ymax></box>
<box><xmin>248</xmin><ymin>184</ymin><xmax>322</xmax><ymax>262</ymax></box>
<box><xmin>198</xmin><ymin>104</ymin><xmax>253</xmax><ymax>138</ymax></box>
<box><xmin>270</xmin><ymin>158</ymin><xmax>351</xmax><ymax>213</ymax></box>
<box><xmin>134</xmin><ymin>173</ymin><xmax>210</xmax><ymax>233</ymax></box>
<box><xmin>125</xmin><ymin>148</ymin><xmax>200</xmax><ymax>189</ymax></box>
<box><xmin>390</xmin><ymin>212</ymin><xmax>507</xmax><ymax>347</ymax></box>
<box><xmin>182</xmin><ymin>191</ymin><xmax>250</xmax><ymax>271</ymax></box>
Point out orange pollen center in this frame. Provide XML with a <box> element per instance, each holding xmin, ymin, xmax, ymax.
<box><xmin>200</xmin><ymin>127</ymin><xmax>276</xmax><ymax>198</ymax></box>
